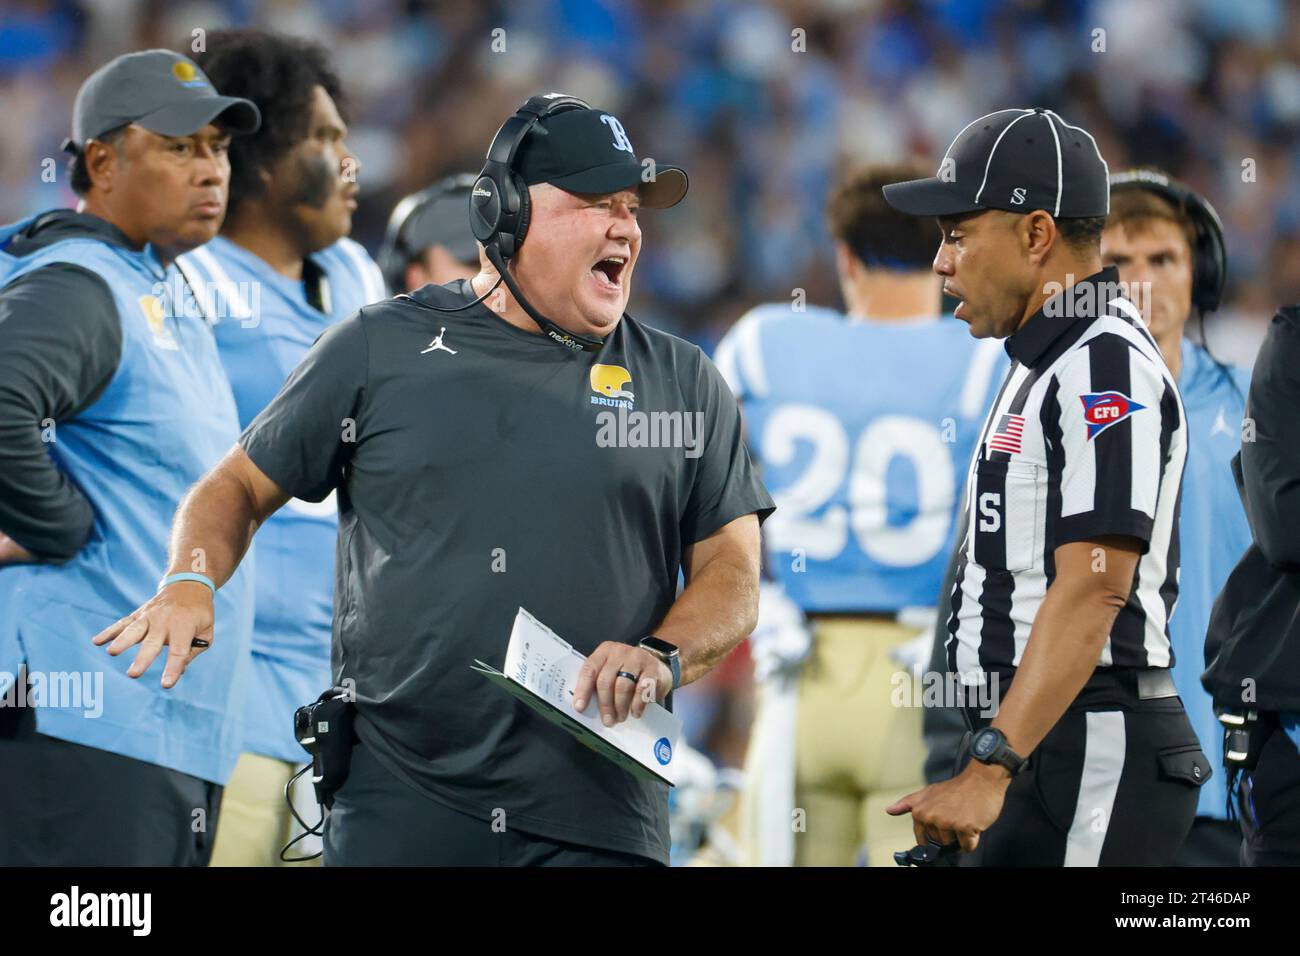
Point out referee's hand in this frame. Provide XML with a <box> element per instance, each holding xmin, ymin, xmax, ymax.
<box><xmin>90</xmin><ymin>582</ymin><xmax>215</xmax><ymax>689</ymax></box>
<box><xmin>573</xmin><ymin>642</ymin><xmax>673</xmax><ymax>727</ymax></box>
<box><xmin>885</xmin><ymin>762</ymin><xmax>1012</xmax><ymax>853</ymax></box>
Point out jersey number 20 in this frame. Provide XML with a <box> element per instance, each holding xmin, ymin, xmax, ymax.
<box><xmin>760</xmin><ymin>405</ymin><xmax>956</xmax><ymax>567</ymax></box>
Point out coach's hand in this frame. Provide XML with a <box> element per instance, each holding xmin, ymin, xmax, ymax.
<box><xmin>573</xmin><ymin>642</ymin><xmax>673</xmax><ymax>727</ymax></box>
<box><xmin>91</xmin><ymin>582</ymin><xmax>215</xmax><ymax>689</ymax></box>
<box><xmin>885</xmin><ymin>761</ymin><xmax>1011</xmax><ymax>853</ymax></box>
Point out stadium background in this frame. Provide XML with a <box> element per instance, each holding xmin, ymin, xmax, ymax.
<box><xmin>2</xmin><ymin>0</ymin><xmax>1298</xmax><ymax>774</ymax></box>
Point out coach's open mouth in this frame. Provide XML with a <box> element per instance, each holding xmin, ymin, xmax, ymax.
<box><xmin>591</xmin><ymin>255</ymin><xmax>627</xmax><ymax>290</ymax></box>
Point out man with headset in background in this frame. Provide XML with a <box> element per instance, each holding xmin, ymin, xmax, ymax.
<box><xmin>378</xmin><ymin>173</ymin><xmax>480</xmax><ymax>293</ymax></box>
<box><xmin>716</xmin><ymin>162</ymin><xmax>1005</xmax><ymax>867</ymax></box>
<box><xmin>0</xmin><ymin>49</ymin><xmax>259</xmax><ymax>865</ymax></box>
<box><xmin>1101</xmin><ymin>169</ymin><xmax>1251</xmax><ymax>865</ymax></box>
<box><xmin>174</xmin><ymin>29</ymin><xmax>385</xmax><ymax>867</ymax></box>
<box><xmin>93</xmin><ymin>93</ymin><xmax>774</xmax><ymax>866</ymax></box>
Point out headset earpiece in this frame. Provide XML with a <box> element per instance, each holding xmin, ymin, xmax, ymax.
<box><xmin>509</xmin><ymin>169</ymin><xmax>531</xmax><ymax>257</ymax></box>
<box><xmin>1189</xmin><ymin>194</ymin><xmax>1226</xmax><ymax>315</ymax></box>
<box><xmin>469</xmin><ymin>173</ymin><xmax>501</xmax><ymax>246</ymax></box>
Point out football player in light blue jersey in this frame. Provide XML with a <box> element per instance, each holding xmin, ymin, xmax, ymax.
<box><xmin>1103</xmin><ymin>171</ymin><xmax>1251</xmax><ymax>866</ymax></box>
<box><xmin>716</xmin><ymin>163</ymin><xmax>1006</xmax><ymax>866</ymax></box>
<box><xmin>176</xmin><ymin>30</ymin><xmax>385</xmax><ymax>866</ymax></box>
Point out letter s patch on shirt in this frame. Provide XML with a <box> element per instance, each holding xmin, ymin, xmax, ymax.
<box><xmin>1079</xmin><ymin>390</ymin><xmax>1146</xmax><ymax>440</ymax></box>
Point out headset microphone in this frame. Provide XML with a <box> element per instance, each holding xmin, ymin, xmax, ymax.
<box><xmin>419</xmin><ymin>244</ymin><xmax>608</xmax><ymax>350</ymax></box>
<box><xmin>481</xmin><ymin>244</ymin><xmax>605</xmax><ymax>351</ymax></box>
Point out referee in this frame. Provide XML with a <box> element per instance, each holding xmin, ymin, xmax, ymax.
<box><xmin>882</xmin><ymin>109</ymin><xmax>1209</xmax><ymax>866</ymax></box>
<box><xmin>93</xmin><ymin>94</ymin><xmax>774</xmax><ymax>866</ymax></box>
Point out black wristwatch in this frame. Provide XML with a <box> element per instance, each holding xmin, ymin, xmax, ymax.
<box><xmin>969</xmin><ymin>727</ymin><xmax>1028</xmax><ymax>776</ymax></box>
<box><xmin>639</xmin><ymin>636</ymin><xmax>681</xmax><ymax>690</ymax></box>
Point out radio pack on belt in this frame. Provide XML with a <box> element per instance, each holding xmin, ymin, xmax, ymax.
<box><xmin>294</xmin><ymin>686</ymin><xmax>357</xmax><ymax>809</ymax></box>
<box><xmin>1217</xmin><ymin>706</ymin><xmax>1277</xmax><ymax>773</ymax></box>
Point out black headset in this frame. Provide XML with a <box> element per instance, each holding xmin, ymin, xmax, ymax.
<box><xmin>457</xmin><ymin>92</ymin><xmax>605</xmax><ymax>352</ymax></box>
<box><xmin>1108</xmin><ymin>168</ymin><xmax>1227</xmax><ymax>315</ymax></box>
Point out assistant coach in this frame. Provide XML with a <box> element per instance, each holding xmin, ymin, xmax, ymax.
<box><xmin>95</xmin><ymin>93</ymin><xmax>774</xmax><ymax>866</ymax></box>
<box><xmin>883</xmin><ymin>109</ymin><xmax>1209</xmax><ymax>866</ymax></box>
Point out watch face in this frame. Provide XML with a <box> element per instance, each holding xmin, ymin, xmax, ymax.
<box><xmin>973</xmin><ymin>731</ymin><xmax>997</xmax><ymax>758</ymax></box>
<box><xmin>641</xmin><ymin>636</ymin><xmax>678</xmax><ymax>657</ymax></box>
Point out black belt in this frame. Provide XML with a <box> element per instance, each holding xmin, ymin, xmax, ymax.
<box><xmin>961</xmin><ymin>667</ymin><xmax>1179</xmax><ymax>732</ymax></box>
<box><xmin>1082</xmin><ymin>666</ymin><xmax>1179</xmax><ymax>700</ymax></box>
<box><xmin>1136</xmin><ymin>669</ymin><xmax>1178</xmax><ymax>699</ymax></box>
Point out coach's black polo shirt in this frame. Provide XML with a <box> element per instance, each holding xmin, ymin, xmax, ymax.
<box><xmin>239</xmin><ymin>279</ymin><xmax>774</xmax><ymax>863</ymax></box>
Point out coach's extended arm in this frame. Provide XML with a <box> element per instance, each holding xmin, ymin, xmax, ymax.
<box><xmin>91</xmin><ymin>446</ymin><xmax>289</xmax><ymax>688</ymax></box>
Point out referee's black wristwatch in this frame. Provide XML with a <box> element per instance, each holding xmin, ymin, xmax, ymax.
<box><xmin>639</xmin><ymin>636</ymin><xmax>681</xmax><ymax>690</ymax></box>
<box><xmin>969</xmin><ymin>727</ymin><xmax>1028</xmax><ymax>776</ymax></box>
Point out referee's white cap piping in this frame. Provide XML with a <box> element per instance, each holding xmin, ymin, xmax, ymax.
<box><xmin>882</xmin><ymin>107</ymin><xmax>1110</xmax><ymax>219</ymax></box>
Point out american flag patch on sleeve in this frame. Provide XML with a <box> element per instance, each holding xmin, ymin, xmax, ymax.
<box><xmin>987</xmin><ymin>413</ymin><xmax>1025</xmax><ymax>455</ymax></box>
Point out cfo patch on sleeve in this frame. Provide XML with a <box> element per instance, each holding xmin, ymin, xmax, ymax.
<box><xmin>1080</xmin><ymin>391</ymin><xmax>1146</xmax><ymax>440</ymax></box>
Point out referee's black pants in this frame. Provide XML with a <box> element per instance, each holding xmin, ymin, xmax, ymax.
<box><xmin>0</xmin><ymin>700</ymin><xmax>223</xmax><ymax>866</ymax></box>
<box><xmin>960</xmin><ymin>668</ymin><xmax>1209</xmax><ymax>867</ymax></box>
<box><xmin>323</xmin><ymin>738</ymin><xmax>662</xmax><ymax>866</ymax></box>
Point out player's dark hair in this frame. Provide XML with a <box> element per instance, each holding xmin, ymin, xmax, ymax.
<box><xmin>1055</xmin><ymin>215</ymin><xmax>1107</xmax><ymax>253</ymax></box>
<box><xmin>191</xmin><ymin>29</ymin><xmax>345</xmax><ymax>214</ymax></box>
<box><xmin>68</xmin><ymin>125</ymin><xmax>127</xmax><ymax>196</ymax></box>
<box><xmin>827</xmin><ymin>162</ymin><xmax>936</xmax><ymax>271</ymax></box>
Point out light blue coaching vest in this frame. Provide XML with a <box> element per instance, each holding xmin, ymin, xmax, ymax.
<box><xmin>0</xmin><ymin>214</ymin><xmax>254</xmax><ymax>785</ymax></box>
<box><xmin>176</xmin><ymin>235</ymin><xmax>385</xmax><ymax>762</ymax></box>
<box><xmin>1171</xmin><ymin>339</ymin><xmax>1252</xmax><ymax>820</ymax></box>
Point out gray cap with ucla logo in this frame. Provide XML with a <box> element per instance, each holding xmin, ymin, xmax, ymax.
<box><xmin>64</xmin><ymin>49</ymin><xmax>261</xmax><ymax>154</ymax></box>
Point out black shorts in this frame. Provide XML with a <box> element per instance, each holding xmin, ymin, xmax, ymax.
<box><xmin>961</xmin><ymin>670</ymin><xmax>1209</xmax><ymax>867</ymax></box>
<box><xmin>323</xmin><ymin>739</ymin><xmax>662</xmax><ymax>867</ymax></box>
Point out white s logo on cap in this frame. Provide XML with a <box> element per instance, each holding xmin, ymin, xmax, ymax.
<box><xmin>600</xmin><ymin>114</ymin><xmax>635</xmax><ymax>154</ymax></box>
<box><xmin>1010</xmin><ymin>187</ymin><xmax>1027</xmax><ymax>205</ymax></box>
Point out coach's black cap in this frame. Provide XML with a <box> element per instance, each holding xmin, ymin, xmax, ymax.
<box><xmin>64</xmin><ymin>49</ymin><xmax>260</xmax><ymax>154</ymax></box>
<box><xmin>516</xmin><ymin>107</ymin><xmax>689</xmax><ymax>208</ymax></box>
<box><xmin>883</xmin><ymin>108</ymin><xmax>1109</xmax><ymax>219</ymax></box>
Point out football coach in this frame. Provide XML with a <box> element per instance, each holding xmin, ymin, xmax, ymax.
<box><xmin>882</xmin><ymin>109</ymin><xmax>1209</xmax><ymax>865</ymax></box>
<box><xmin>93</xmin><ymin>93</ymin><xmax>774</xmax><ymax>867</ymax></box>
<box><xmin>0</xmin><ymin>50</ymin><xmax>259</xmax><ymax>866</ymax></box>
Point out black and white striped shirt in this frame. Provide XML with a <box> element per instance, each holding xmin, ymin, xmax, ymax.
<box><xmin>947</xmin><ymin>267</ymin><xmax>1187</xmax><ymax>685</ymax></box>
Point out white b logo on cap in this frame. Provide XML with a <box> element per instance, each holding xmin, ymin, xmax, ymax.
<box><xmin>600</xmin><ymin>114</ymin><xmax>635</xmax><ymax>154</ymax></box>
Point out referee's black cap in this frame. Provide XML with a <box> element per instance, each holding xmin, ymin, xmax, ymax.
<box><xmin>883</xmin><ymin>108</ymin><xmax>1110</xmax><ymax>219</ymax></box>
<box><xmin>515</xmin><ymin>107</ymin><xmax>689</xmax><ymax>209</ymax></box>
<box><xmin>64</xmin><ymin>49</ymin><xmax>260</xmax><ymax>155</ymax></box>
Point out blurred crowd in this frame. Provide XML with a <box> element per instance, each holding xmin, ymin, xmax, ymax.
<box><xmin>3</xmin><ymin>0</ymin><xmax>1299</xmax><ymax>768</ymax></box>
